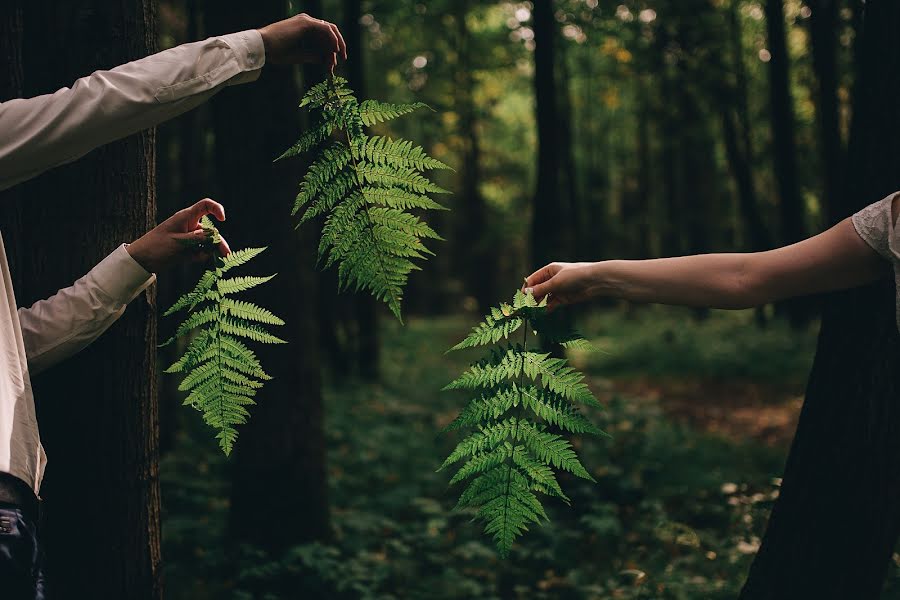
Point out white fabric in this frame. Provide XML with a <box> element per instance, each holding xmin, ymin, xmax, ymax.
<box><xmin>851</xmin><ymin>191</ymin><xmax>900</xmax><ymax>331</ymax></box>
<box><xmin>0</xmin><ymin>30</ymin><xmax>266</xmax><ymax>493</ymax></box>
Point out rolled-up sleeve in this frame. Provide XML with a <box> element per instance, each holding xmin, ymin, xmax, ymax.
<box><xmin>18</xmin><ymin>245</ymin><xmax>155</xmax><ymax>376</ymax></box>
<box><xmin>0</xmin><ymin>30</ymin><xmax>265</xmax><ymax>192</ymax></box>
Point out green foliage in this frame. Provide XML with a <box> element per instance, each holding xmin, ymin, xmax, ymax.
<box><xmin>278</xmin><ymin>76</ymin><xmax>450</xmax><ymax>321</ymax></box>
<box><xmin>162</xmin><ymin>217</ymin><xmax>285</xmax><ymax>455</ymax></box>
<box><xmin>441</xmin><ymin>291</ymin><xmax>606</xmax><ymax>556</ymax></box>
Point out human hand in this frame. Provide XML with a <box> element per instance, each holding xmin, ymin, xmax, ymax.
<box><xmin>126</xmin><ymin>199</ymin><xmax>231</xmax><ymax>274</ymax></box>
<box><xmin>523</xmin><ymin>262</ymin><xmax>601</xmax><ymax>311</ymax></box>
<box><xmin>258</xmin><ymin>13</ymin><xmax>347</xmax><ymax>69</ymax></box>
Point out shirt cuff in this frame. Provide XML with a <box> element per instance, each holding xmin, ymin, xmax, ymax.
<box><xmin>88</xmin><ymin>244</ymin><xmax>156</xmax><ymax>305</ymax></box>
<box><xmin>220</xmin><ymin>29</ymin><xmax>266</xmax><ymax>86</ymax></box>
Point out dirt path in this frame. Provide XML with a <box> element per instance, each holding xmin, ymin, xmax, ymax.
<box><xmin>593</xmin><ymin>377</ymin><xmax>804</xmax><ymax>449</ymax></box>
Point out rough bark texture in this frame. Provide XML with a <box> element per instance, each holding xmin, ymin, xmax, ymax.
<box><xmin>10</xmin><ymin>2</ymin><xmax>162</xmax><ymax>597</ymax></box>
<box><xmin>740</xmin><ymin>1</ymin><xmax>900</xmax><ymax>597</ymax></box>
<box><xmin>204</xmin><ymin>2</ymin><xmax>330</xmax><ymax>552</ymax></box>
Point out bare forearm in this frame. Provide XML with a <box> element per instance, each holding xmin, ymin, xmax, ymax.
<box><xmin>592</xmin><ymin>254</ymin><xmax>760</xmax><ymax>309</ymax></box>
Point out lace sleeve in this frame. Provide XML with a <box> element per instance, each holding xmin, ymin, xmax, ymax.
<box><xmin>851</xmin><ymin>193</ymin><xmax>898</xmax><ymax>260</ymax></box>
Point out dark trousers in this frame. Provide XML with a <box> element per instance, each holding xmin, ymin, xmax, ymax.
<box><xmin>0</xmin><ymin>504</ymin><xmax>45</xmax><ymax>599</ymax></box>
<box><xmin>0</xmin><ymin>471</ymin><xmax>45</xmax><ymax>600</ymax></box>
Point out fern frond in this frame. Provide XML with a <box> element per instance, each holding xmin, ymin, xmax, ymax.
<box><xmin>217</xmin><ymin>275</ymin><xmax>276</xmax><ymax>296</ymax></box>
<box><xmin>162</xmin><ymin>237</ymin><xmax>284</xmax><ymax>456</ymax></box>
<box><xmin>358</xmin><ymin>99</ymin><xmax>430</xmax><ymax>126</ymax></box>
<box><xmin>354</xmin><ymin>135</ymin><xmax>451</xmax><ymax>171</ymax></box>
<box><xmin>279</xmin><ymin>76</ymin><xmax>450</xmax><ymax>320</ymax></box>
<box><xmin>441</xmin><ymin>291</ymin><xmax>605</xmax><ymax>556</ymax></box>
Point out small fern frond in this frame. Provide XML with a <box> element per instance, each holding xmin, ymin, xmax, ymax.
<box><xmin>358</xmin><ymin>99</ymin><xmax>431</xmax><ymax>126</ymax></box>
<box><xmin>441</xmin><ymin>291</ymin><xmax>605</xmax><ymax>556</ymax></box>
<box><xmin>162</xmin><ymin>230</ymin><xmax>285</xmax><ymax>456</ymax></box>
<box><xmin>280</xmin><ymin>76</ymin><xmax>450</xmax><ymax>320</ymax></box>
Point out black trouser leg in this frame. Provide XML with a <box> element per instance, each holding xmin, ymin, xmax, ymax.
<box><xmin>0</xmin><ymin>505</ymin><xmax>45</xmax><ymax>600</ymax></box>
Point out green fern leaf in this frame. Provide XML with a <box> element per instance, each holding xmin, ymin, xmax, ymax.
<box><xmin>441</xmin><ymin>291</ymin><xmax>605</xmax><ymax>556</ymax></box>
<box><xmin>358</xmin><ymin>99</ymin><xmax>430</xmax><ymax>126</ymax></box>
<box><xmin>279</xmin><ymin>76</ymin><xmax>450</xmax><ymax>320</ymax></box>
<box><xmin>162</xmin><ymin>233</ymin><xmax>284</xmax><ymax>455</ymax></box>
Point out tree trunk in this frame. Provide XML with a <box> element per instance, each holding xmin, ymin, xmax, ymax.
<box><xmin>740</xmin><ymin>1</ymin><xmax>900</xmax><ymax>597</ymax></box>
<box><xmin>809</xmin><ymin>0</ymin><xmax>844</xmax><ymax>226</ymax></box>
<box><xmin>204</xmin><ymin>1</ymin><xmax>330</xmax><ymax>554</ymax></box>
<box><xmin>343</xmin><ymin>0</ymin><xmax>380</xmax><ymax>380</ymax></box>
<box><xmin>765</xmin><ymin>0</ymin><xmax>809</xmax><ymax>327</ymax></box>
<box><xmin>12</xmin><ymin>2</ymin><xmax>162</xmax><ymax>597</ymax></box>
<box><xmin>724</xmin><ymin>0</ymin><xmax>772</xmax><ymax>254</ymax></box>
<box><xmin>454</xmin><ymin>0</ymin><xmax>492</xmax><ymax>312</ymax></box>
<box><xmin>530</xmin><ymin>0</ymin><xmax>568</xmax><ymax>270</ymax></box>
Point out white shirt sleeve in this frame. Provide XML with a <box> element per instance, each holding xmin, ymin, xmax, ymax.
<box><xmin>0</xmin><ymin>30</ymin><xmax>266</xmax><ymax>192</ymax></box>
<box><xmin>17</xmin><ymin>245</ymin><xmax>156</xmax><ymax>376</ymax></box>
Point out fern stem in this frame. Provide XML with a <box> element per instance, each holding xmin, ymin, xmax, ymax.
<box><xmin>500</xmin><ymin>318</ymin><xmax>529</xmax><ymax>550</ymax></box>
<box><xmin>327</xmin><ymin>74</ymin><xmax>401</xmax><ymax>316</ymax></box>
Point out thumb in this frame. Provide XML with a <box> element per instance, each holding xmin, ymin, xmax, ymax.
<box><xmin>524</xmin><ymin>280</ymin><xmax>553</xmax><ymax>301</ymax></box>
<box><xmin>171</xmin><ymin>229</ymin><xmax>207</xmax><ymax>248</ymax></box>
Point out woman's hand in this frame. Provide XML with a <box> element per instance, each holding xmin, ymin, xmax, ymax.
<box><xmin>126</xmin><ymin>199</ymin><xmax>231</xmax><ymax>274</ymax></box>
<box><xmin>524</xmin><ymin>262</ymin><xmax>601</xmax><ymax>310</ymax></box>
<box><xmin>258</xmin><ymin>13</ymin><xmax>347</xmax><ymax>69</ymax></box>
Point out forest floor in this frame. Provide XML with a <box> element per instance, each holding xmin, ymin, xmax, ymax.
<box><xmin>160</xmin><ymin>306</ymin><xmax>900</xmax><ymax>600</ymax></box>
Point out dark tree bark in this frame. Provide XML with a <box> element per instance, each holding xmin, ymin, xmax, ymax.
<box><xmin>809</xmin><ymin>0</ymin><xmax>844</xmax><ymax>226</ymax></box>
<box><xmin>454</xmin><ymin>0</ymin><xmax>493</xmax><ymax>312</ymax></box>
<box><xmin>740</xmin><ymin>1</ymin><xmax>900</xmax><ymax>597</ymax></box>
<box><xmin>343</xmin><ymin>0</ymin><xmax>380</xmax><ymax>380</ymax></box>
<box><xmin>530</xmin><ymin>0</ymin><xmax>569</xmax><ymax>269</ymax></box>
<box><xmin>11</xmin><ymin>2</ymin><xmax>162</xmax><ymax>597</ymax></box>
<box><xmin>204</xmin><ymin>1</ymin><xmax>330</xmax><ymax>553</ymax></box>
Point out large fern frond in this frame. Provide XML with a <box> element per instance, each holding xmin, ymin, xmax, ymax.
<box><xmin>278</xmin><ymin>76</ymin><xmax>450</xmax><ymax>321</ymax></box>
<box><xmin>441</xmin><ymin>290</ymin><xmax>606</xmax><ymax>557</ymax></box>
<box><xmin>162</xmin><ymin>217</ymin><xmax>285</xmax><ymax>455</ymax></box>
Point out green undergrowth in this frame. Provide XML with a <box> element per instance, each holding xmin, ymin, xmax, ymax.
<box><xmin>161</xmin><ymin>308</ymin><xmax>822</xmax><ymax>599</ymax></box>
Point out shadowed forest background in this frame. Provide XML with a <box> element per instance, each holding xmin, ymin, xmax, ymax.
<box><xmin>5</xmin><ymin>0</ymin><xmax>900</xmax><ymax>598</ymax></box>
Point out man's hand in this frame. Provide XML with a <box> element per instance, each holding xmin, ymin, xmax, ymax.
<box><xmin>258</xmin><ymin>13</ymin><xmax>347</xmax><ymax>69</ymax></box>
<box><xmin>126</xmin><ymin>199</ymin><xmax>231</xmax><ymax>274</ymax></box>
<box><xmin>523</xmin><ymin>262</ymin><xmax>601</xmax><ymax>311</ymax></box>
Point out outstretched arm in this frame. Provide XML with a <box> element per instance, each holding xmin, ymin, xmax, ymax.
<box><xmin>18</xmin><ymin>199</ymin><xmax>230</xmax><ymax>375</ymax></box>
<box><xmin>525</xmin><ymin>218</ymin><xmax>890</xmax><ymax>311</ymax></box>
<box><xmin>0</xmin><ymin>14</ymin><xmax>346</xmax><ymax>192</ymax></box>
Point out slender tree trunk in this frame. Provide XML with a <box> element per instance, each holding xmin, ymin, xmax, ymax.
<box><xmin>11</xmin><ymin>2</ymin><xmax>162</xmax><ymax>597</ymax></box>
<box><xmin>765</xmin><ymin>0</ymin><xmax>805</xmax><ymax>244</ymax></box>
<box><xmin>204</xmin><ymin>1</ymin><xmax>330</xmax><ymax>556</ymax></box>
<box><xmin>725</xmin><ymin>0</ymin><xmax>772</xmax><ymax>254</ymax></box>
<box><xmin>454</xmin><ymin>0</ymin><xmax>492</xmax><ymax>312</ymax></box>
<box><xmin>809</xmin><ymin>0</ymin><xmax>844</xmax><ymax>226</ymax></box>
<box><xmin>343</xmin><ymin>0</ymin><xmax>380</xmax><ymax>379</ymax></box>
<box><xmin>765</xmin><ymin>0</ymin><xmax>810</xmax><ymax>327</ymax></box>
<box><xmin>740</xmin><ymin>1</ymin><xmax>900</xmax><ymax>597</ymax></box>
<box><xmin>530</xmin><ymin>0</ymin><xmax>567</xmax><ymax>270</ymax></box>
